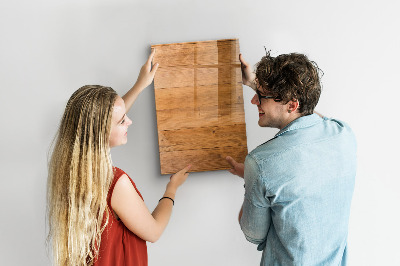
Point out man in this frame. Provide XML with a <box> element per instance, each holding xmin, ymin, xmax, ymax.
<box><xmin>226</xmin><ymin>52</ymin><xmax>357</xmax><ymax>265</ymax></box>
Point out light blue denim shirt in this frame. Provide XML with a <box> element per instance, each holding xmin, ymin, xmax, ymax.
<box><xmin>240</xmin><ymin>114</ymin><xmax>357</xmax><ymax>266</ymax></box>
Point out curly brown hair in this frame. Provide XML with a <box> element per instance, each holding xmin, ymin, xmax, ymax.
<box><xmin>255</xmin><ymin>51</ymin><xmax>322</xmax><ymax>115</ymax></box>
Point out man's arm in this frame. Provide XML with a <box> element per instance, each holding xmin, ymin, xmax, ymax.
<box><xmin>239</xmin><ymin>54</ymin><xmax>257</xmax><ymax>90</ymax></box>
<box><xmin>236</xmin><ymin>155</ymin><xmax>272</xmax><ymax>245</ymax></box>
<box><xmin>240</xmin><ymin>199</ymin><xmax>270</xmax><ymax>245</ymax></box>
<box><xmin>238</xmin><ymin>204</ymin><xmax>243</xmax><ymax>223</ymax></box>
<box><xmin>225</xmin><ymin>156</ymin><xmax>245</xmax><ymax>223</ymax></box>
<box><xmin>226</xmin><ymin>153</ymin><xmax>272</xmax><ymax>245</ymax></box>
<box><xmin>314</xmin><ymin>111</ymin><xmax>324</xmax><ymax>118</ymax></box>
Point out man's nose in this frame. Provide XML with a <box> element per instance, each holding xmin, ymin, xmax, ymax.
<box><xmin>251</xmin><ymin>94</ymin><xmax>259</xmax><ymax>105</ymax></box>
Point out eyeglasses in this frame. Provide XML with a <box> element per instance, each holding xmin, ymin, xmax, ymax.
<box><xmin>255</xmin><ymin>90</ymin><xmax>280</xmax><ymax>105</ymax></box>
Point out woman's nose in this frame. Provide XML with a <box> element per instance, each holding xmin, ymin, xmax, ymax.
<box><xmin>126</xmin><ymin>116</ymin><xmax>133</xmax><ymax>126</ymax></box>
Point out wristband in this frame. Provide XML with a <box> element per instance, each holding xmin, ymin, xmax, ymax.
<box><xmin>159</xmin><ymin>196</ymin><xmax>174</xmax><ymax>205</ymax></box>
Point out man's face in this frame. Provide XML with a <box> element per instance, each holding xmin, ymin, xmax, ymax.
<box><xmin>251</xmin><ymin>90</ymin><xmax>287</xmax><ymax>129</ymax></box>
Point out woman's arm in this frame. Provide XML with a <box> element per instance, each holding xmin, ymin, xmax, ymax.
<box><xmin>122</xmin><ymin>48</ymin><xmax>159</xmax><ymax>112</ymax></box>
<box><xmin>111</xmin><ymin>165</ymin><xmax>191</xmax><ymax>243</ymax></box>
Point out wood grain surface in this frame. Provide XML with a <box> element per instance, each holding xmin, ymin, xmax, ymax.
<box><xmin>152</xmin><ymin>39</ymin><xmax>248</xmax><ymax>174</ymax></box>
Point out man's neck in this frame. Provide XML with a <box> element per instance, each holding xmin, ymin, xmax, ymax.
<box><xmin>278</xmin><ymin>113</ymin><xmax>303</xmax><ymax>130</ymax></box>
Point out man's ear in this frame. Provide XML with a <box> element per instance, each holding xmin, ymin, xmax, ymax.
<box><xmin>288</xmin><ymin>100</ymin><xmax>299</xmax><ymax>113</ymax></box>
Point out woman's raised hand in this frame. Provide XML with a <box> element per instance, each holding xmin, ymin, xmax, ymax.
<box><xmin>135</xmin><ymin>48</ymin><xmax>159</xmax><ymax>90</ymax></box>
<box><xmin>122</xmin><ymin>49</ymin><xmax>159</xmax><ymax>112</ymax></box>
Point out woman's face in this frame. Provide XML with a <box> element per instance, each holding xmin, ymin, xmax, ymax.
<box><xmin>109</xmin><ymin>96</ymin><xmax>132</xmax><ymax>148</ymax></box>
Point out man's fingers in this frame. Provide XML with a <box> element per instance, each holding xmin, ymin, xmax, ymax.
<box><xmin>226</xmin><ymin>156</ymin><xmax>237</xmax><ymax>168</ymax></box>
<box><xmin>239</xmin><ymin>54</ymin><xmax>249</xmax><ymax>68</ymax></box>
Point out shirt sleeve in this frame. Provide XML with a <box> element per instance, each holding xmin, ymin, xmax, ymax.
<box><xmin>239</xmin><ymin>154</ymin><xmax>271</xmax><ymax>247</ymax></box>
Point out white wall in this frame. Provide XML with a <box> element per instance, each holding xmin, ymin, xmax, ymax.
<box><xmin>1</xmin><ymin>0</ymin><xmax>399</xmax><ymax>265</ymax></box>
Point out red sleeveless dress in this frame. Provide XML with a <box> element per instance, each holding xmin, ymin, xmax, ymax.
<box><xmin>94</xmin><ymin>167</ymin><xmax>148</xmax><ymax>266</ymax></box>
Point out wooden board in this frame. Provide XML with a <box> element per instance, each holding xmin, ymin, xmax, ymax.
<box><xmin>152</xmin><ymin>39</ymin><xmax>248</xmax><ymax>174</ymax></box>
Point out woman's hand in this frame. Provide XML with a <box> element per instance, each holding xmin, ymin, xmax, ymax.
<box><xmin>226</xmin><ymin>156</ymin><xmax>244</xmax><ymax>178</ymax></box>
<box><xmin>167</xmin><ymin>165</ymin><xmax>191</xmax><ymax>192</ymax></box>
<box><xmin>123</xmin><ymin>49</ymin><xmax>159</xmax><ymax>112</ymax></box>
<box><xmin>135</xmin><ymin>48</ymin><xmax>159</xmax><ymax>90</ymax></box>
<box><xmin>239</xmin><ymin>54</ymin><xmax>257</xmax><ymax>90</ymax></box>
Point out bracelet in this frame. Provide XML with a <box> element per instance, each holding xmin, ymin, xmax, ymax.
<box><xmin>159</xmin><ymin>196</ymin><xmax>174</xmax><ymax>205</ymax></box>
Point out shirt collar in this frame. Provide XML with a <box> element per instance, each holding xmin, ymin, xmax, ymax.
<box><xmin>275</xmin><ymin>114</ymin><xmax>322</xmax><ymax>138</ymax></box>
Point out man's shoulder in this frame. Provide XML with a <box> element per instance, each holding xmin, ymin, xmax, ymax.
<box><xmin>248</xmin><ymin>116</ymin><xmax>356</xmax><ymax>164</ymax></box>
<box><xmin>248</xmin><ymin>139</ymin><xmax>280</xmax><ymax>162</ymax></box>
<box><xmin>247</xmin><ymin>138</ymin><xmax>292</xmax><ymax>172</ymax></box>
<box><xmin>322</xmin><ymin>116</ymin><xmax>353</xmax><ymax>129</ymax></box>
<box><xmin>320</xmin><ymin>116</ymin><xmax>357</xmax><ymax>145</ymax></box>
<box><xmin>249</xmin><ymin>131</ymin><xmax>299</xmax><ymax>160</ymax></box>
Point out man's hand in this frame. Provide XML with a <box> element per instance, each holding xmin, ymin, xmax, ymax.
<box><xmin>239</xmin><ymin>54</ymin><xmax>256</xmax><ymax>90</ymax></box>
<box><xmin>226</xmin><ymin>156</ymin><xmax>245</xmax><ymax>178</ymax></box>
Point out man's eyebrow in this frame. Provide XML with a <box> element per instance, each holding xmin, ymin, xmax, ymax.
<box><xmin>117</xmin><ymin>114</ymin><xmax>126</xmax><ymax>124</ymax></box>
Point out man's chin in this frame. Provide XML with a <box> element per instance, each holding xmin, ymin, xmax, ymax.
<box><xmin>258</xmin><ymin>121</ymin><xmax>266</xmax><ymax>127</ymax></box>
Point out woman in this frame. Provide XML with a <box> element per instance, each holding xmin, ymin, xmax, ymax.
<box><xmin>47</xmin><ymin>49</ymin><xmax>191</xmax><ymax>266</ymax></box>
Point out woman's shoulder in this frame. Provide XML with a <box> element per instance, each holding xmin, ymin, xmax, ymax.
<box><xmin>108</xmin><ymin>167</ymin><xmax>131</xmax><ymax>201</ymax></box>
<box><xmin>111</xmin><ymin>167</ymin><xmax>144</xmax><ymax>202</ymax></box>
<box><xmin>113</xmin><ymin>166</ymin><xmax>127</xmax><ymax>178</ymax></box>
<box><xmin>111</xmin><ymin>167</ymin><xmax>136</xmax><ymax>190</ymax></box>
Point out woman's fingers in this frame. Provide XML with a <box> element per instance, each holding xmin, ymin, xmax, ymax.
<box><xmin>147</xmin><ymin>48</ymin><xmax>156</xmax><ymax>65</ymax></box>
<box><xmin>180</xmin><ymin>164</ymin><xmax>192</xmax><ymax>173</ymax></box>
<box><xmin>150</xmin><ymin>63</ymin><xmax>159</xmax><ymax>75</ymax></box>
<box><xmin>169</xmin><ymin>165</ymin><xmax>191</xmax><ymax>188</ymax></box>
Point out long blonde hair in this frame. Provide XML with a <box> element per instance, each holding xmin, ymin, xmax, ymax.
<box><xmin>47</xmin><ymin>85</ymin><xmax>118</xmax><ymax>265</ymax></box>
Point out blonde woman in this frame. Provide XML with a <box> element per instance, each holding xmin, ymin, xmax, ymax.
<box><xmin>47</xmin><ymin>49</ymin><xmax>191</xmax><ymax>266</ymax></box>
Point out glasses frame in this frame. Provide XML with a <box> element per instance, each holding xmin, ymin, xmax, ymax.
<box><xmin>255</xmin><ymin>90</ymin><xmax>281</xmax><ymax>105</ymax></box>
